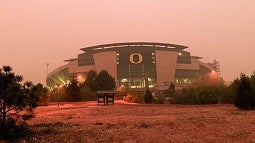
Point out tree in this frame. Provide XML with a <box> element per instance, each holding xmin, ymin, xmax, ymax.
<box><xmin>0</xmin><ymin>66</ymin><xmax>39</xmax><ymax>139</ymax></box>
<box><xmin>144</xmin><ymin>89</ymin><xmax>153</xmax><ymax>104</ymax></box>
<box><xmin>34</xmin><ymin>83</ymin><xmax>50</xmax><ymax>106</ymax></box>
<box><xmin>95</xmin><ymin>70</ymin><xmax>116</xmax><ymax>90</ymax></box>
<box><xmin>83</xmin><ymin>70</ymin><xmax>97</xmax><ymax>91</ymax></box>
<box><xmin>80</xmin><ymin>85</ymin><xmax>96</xmax><ymax>101</ymax></box>
<box><xmin>65</xmin><ymin>78</ymin><xmax>82</xmax><ymax>102</ymax></box>
<box><xmin>0</xmin><ymin>66</ymin><xmax>23</xmax><ymax>125</ymax></box>
<box><xmin>233</xmin><ymin>73</ymin><xmax>255</xmax><ymax>110</ymax></box>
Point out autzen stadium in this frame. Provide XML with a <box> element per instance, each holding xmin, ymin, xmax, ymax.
<box><xmin>46</xmin><ymin>42</ymin><xmax>220</xmax><ymax>90</ymax></box>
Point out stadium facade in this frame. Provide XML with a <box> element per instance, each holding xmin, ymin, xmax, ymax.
<box><xmin>46</xmin><ymin>42</ymin><xmax>219</xmax><ymax>90</ymax></box>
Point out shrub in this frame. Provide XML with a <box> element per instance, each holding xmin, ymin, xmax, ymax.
<box><xmin>164</xmin><ymin>82</ymin><xmax>175</xmax><ymax>97</ymax></box>
<box><xmin>144</xmin><ymin>89</ymin><xmax>153</xmax><ymax>104</ymax></box>
<box><xmin>0</xmin><ymin>118</ymin><xmax>32</xmax><ymax>140</ymax></box>
<box><xmin>65</xmin><ymin>79</ymin><xmax>82</xmax><ymax>102</ymax></box>
<box><xmin>233</xmin><ymin>74</ymin><xmax>255</xmax><ymax>110</ymax></box>
<box><xmin>154</xmin><ymin>93</ymin><xmax>166</xmax><ymax>104</ymax></box>
<box><xmin>217</xmin><ymin>86</ymin><xmax>235</xmax><ymax>104</ymax></box>
<box><xmin>49</xmin><ymin>86</ymin><xmax>67</xmax><ymax>102</ymax></box>
<box><xmin>196</xmin><ymin>86</ymin><xmax>219</xmax><ymax>104</ymax></box>
<box><xmin>170</xmin><ymin>88</ymin><xmax>196</xmax><ymax>105</ymax></box>
<box><xmin>80</xmin><ymin>85</ymin><xmax>96</xmax><ymax>101</ymax></box>
<box><xmin>115</xmin><ymin>91</ymin><xmax>127</xmax><ymax>100</ymax></box>
<box><xmin>169</xmin><ymin>85</ymin><xmax>230</xmax><ymax>105</ymax></box>
<box><xmin>123</xmin><ymin>91</ymin><xmax>143</xmax><ymax>103</ymax></box>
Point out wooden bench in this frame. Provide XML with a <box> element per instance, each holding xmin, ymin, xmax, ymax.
<box><xmin>97</xmin><ymin>90</ymin><xmax>115</xmax><ymax>105</ymax></box>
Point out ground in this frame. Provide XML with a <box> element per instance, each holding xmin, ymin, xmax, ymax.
<box><xmin>21</xmin><ymin>101</ymin><xmax>255</xmax><ymax>142</ymax></box>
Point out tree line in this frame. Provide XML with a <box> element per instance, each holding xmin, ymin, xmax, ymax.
<box><xmin>164</xmin><ymin>73</ymin><xmax>255</xmax><ymax>109</ymax></box>
<box><xmin>50</xmin><ymin>70</ymin><xmax>116</xmax><ymax>102</ymax></box>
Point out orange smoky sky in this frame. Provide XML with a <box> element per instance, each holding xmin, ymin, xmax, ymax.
<box><xmin>0</xmin><ymin>0</ymin><xmax>255</xmax><ymax>85</ymax></box>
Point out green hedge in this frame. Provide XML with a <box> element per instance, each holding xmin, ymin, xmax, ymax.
<box><xmin>169</xmin><ymin>85</ymin><xmax>234</xmax><ymax>105</ymax></box>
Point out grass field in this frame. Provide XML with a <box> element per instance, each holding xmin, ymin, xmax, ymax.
<box><xmin>22</xmin><ymin>101</ymin><xmax>255</xmax><ymax>143</ymax></box>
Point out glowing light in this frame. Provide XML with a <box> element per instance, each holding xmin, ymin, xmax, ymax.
<box><xmin>121</xmin><ymin>78</ymin><xmax>128</xmax><ymax>82</ymax></box>
<box><xmin>76</xmin><ymin>75</ymin><xmax>85</xmax><ymax>83</ymax></box>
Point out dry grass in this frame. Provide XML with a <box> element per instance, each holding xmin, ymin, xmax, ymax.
<box><xmin>20</xmin><ymin>101</ymin><xmax>255</xmax><ymax>143</ymax></box>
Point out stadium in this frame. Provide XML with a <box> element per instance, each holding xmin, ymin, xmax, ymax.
<box><xmin>46</xmin><ymin>42</ymin><xmax>220</xmax><ymax>90</ymax></box>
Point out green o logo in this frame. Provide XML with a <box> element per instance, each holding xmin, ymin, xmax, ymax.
<box><xmin>130</xmin><ymin>53</ymin><xmax>143</xmax><ymax>64</ymax></box>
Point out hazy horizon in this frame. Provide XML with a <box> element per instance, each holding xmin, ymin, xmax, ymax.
<box><xmin>1</xmin><ymin>0</ymin><xmax>255</xmax><ymax>85</ymax></box>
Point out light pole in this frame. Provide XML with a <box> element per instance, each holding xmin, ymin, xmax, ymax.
<box><xmin>57</xmin><ymin>86</ymin><xmax>60</xmax><ymax>107</ymax></box>
<box><xmin>57</xmin><ymin>85</ymin><xmax>62</xmax><ymax>107</ymax></box>
<box><xmin>46</xmin><ymin>63</ymin><xmax>49</xmax><ymax>75</ymax></box>
<box><xmin>46</xmin><ymin>63</ymin><xmax>49</xmax><ymax>88</ymax></box>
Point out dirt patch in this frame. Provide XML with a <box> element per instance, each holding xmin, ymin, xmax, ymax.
<box><xmin>22</xmin><ymin>101</ymin><xmax>255</xmax><ymax>142</ymax></box>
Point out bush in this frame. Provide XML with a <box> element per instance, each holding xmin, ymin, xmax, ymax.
<box><xmin>123</xmin><ymin>91</ymin><xmax>143</xmax><ymax>103</ymax></box>
<box><xmin>49</xmin><ymin>86</ymin><xmax>67</xmax><ymax>102</ymax></box>
<box><xmin>154</xmin><ymin>93</ymin><xmax>166</xmax><ymax>104</ymax></box>
<box><xmin>65</xmin><ymin>79</ymin><xmax>82</xmax><ymax>102</ymax></box>
<box><xmin>80</xmin><ymin>85</ymin><xmax>96</xmax><ymax>101</ymax></box>
<box><xmin>115</xmin><ymin>91</ymin><xmax>127</xmax><ymax>100</ymax></box>
<box><xmin>217</xmin><ymin>86</ymin><xmax>235</xmax><ymax>104</ymax></box>
<box><xmin>170</xmin><ymin>88</ymin><xmax>196</xmax><ymax>105</ymax></box>
<box><xmin>0</xmin><ymin>118</ymin><xmax>32</xmax><ymax>140</ymax></box>
<box><xmin>233</xmin><ymin>74</ymin><xmax>255</xmax><ymax>110</ymax></box>
<box><xmin>169</xmin><ymin>85</ymin><xmax>230</xmax><ymax>105</ymax></box>
<box><xmin>196</xmin><ymin>86</ymin><xmax>219</xmax><ymax>104</ymax></box>
<box><xmin>144</xmin><ymin>89</ymin><xmax>153</xmax><ymax>104</ymax></box>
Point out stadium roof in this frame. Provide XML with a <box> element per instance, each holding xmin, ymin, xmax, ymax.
<box><xmin>81</xmin><ymin>42</ymin><xmax>188</xmax><ymax>52</ymax></box>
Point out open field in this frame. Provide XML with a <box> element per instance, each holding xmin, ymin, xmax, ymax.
<box><xmin>23</xmin><ymin>101</ymin><xmax>255</xmax><ymax>143</ymax></box>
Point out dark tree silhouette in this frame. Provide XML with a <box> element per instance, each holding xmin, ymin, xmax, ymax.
<box><xmin>0</xmin><ymin>66</ymin><xmax>39</xmax><ymax>126</ymax></box>
<box><xmin>65</xmin><ymin>78</ymin><xmax>82</xmax><ymax>101</ymax></box>
<box><xmin>144</xmin><ymin>89</ymin><xmax>153</xmax><ymax>104</ymax></box>
<box><xmin>34</xmin><ymin>83</ymin><xmax>50</xmax><ymax>106</ymax></box>
<box><xmin>233</xmin><ymin>73</ymin><xmax>255</xmax><ymax>110</ymax></box>
<box><xmin>83</xmin><ymin>70</ymin><xmax>97</xmax><ymax>91</ymax></box>
<box><xmin>95</xmin><ymin>70</ymin><xmax>116</xmax><ymax>90</ymax></box>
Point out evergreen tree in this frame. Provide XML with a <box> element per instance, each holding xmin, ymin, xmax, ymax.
<box><xmin>233</xmin><ymin>73</ymin><xmax>255</xmax><ymax>110</ymax></box>
<box><xmin>0</xmin><ymin>66</ymin><xmax>38</xmax><ymax>124</ymax></box>
<box><xmin>0</xmin><ymin>66</ymin><xmax>39</xmax><ymax>139</ymax></box>
<box><xmin>95</xmin><ymin>70</ymin><xmax>116</xmax><ymax>90</ymax></box>
<box><xmin>34</xmin><ymin>83</ymin><xmax>50</xmax><ymax>106</ymax></box>
<box><xmin>65</xmin><ymin>78</ymin><xmax>82</xmax><ymax>102</ymax></box>
<box><xmin>83</xmin><ymin>70</ymin><xmax>97</xmax><ymax>91</ymax></box>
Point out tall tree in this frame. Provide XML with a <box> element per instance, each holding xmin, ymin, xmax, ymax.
<box><xmin>95</xmin><ymin>70</ymin><xmax>116</xmax><ymax>90</ymax></box>
<box><xmin>0</xmin><ymin>66</ymin><xmax>39</xmax><ymax>126</ymax></box>
<box><xmin>233</xmin><ymin>73</ymin><xmax>255</xmax><ymax>110</ymax></box>
<box><xmin>65</xmin><ymin>78</ymin><xmax>82</xmax><ymax>101</ymax></box>
<box><xmin>34</xmin><ymin>83</ymin><xmax>49</xmax><ymax>106</ymax></box>
<box><xmin>83</xmin><ymin>70</ymin><xmax>97</xmax><ymax>91</ymax></box>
